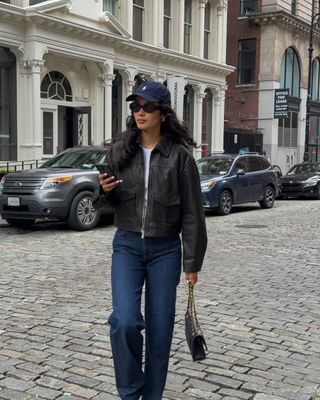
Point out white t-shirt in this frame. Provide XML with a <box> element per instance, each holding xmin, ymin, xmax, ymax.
<box><xmin>142</xmin><ymin>147</ymin><xmax>152</xmax><ymax>208</ymax></box>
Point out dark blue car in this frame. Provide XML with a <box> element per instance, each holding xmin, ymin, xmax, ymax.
<box><xmin>197</xmin><ymin>153</ymin><xmax>279</xmax><ymax>215</ymax></box>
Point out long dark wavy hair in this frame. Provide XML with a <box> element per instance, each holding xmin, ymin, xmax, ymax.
<box><xmin>112</xmin><ymin>104</ymin><xmax>198</xmax><ymax>170</ymax></box>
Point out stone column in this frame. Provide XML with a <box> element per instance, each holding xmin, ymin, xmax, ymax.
<box><xmin>217</xmin><ymin>0</ymin><xmax>228</xmax><ymax>63</ymax></box>
<box><xmin>153</xmin><ymin>0</ymin><xmax>163</xmax><ymax>46</ymax></box>
<box><xmin>150</xmin><ymin>71</ymin><xmax>166</xmax><ymax>83</ymax></box>
<box><xmin>100</xmin><ymin>73</ymin><xmax>114</xmax><ymax>142</ymax></box>
<box><xmin>122</xmin><ymin>66</ymin><xmax>138</xmax><ymax>129</ymax></box>
<box><xmin>211</xmin><ymin>86</ymin><xmax>225</xmax><ymax>153</ymax></box>
<box><xmin>198</xmin><ymin>0</ymin><xmax>206</xmax><ymax>58</ymax></box>
<box><xmin>193</xmin><ymin>84</ymin><xmax>206</xmax><ymax>160</ymax></box>
<box><xmin>126</xmin><ymin>0</ymin><xmax>133</xmax><ymax>36</ymax></box>
<box><xmin>20</xmin><ymin>59</ymin><xmax>44</xmax><ymax>160</ymax></box>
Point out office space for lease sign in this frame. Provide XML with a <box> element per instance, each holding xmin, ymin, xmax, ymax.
<box><xmin>274</xmin><ymin>89</ymin><xmax>289</xmax><ymax>118</ymax></box>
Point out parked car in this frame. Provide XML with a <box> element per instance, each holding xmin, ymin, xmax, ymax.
<box><xmin>197</xmin><ymin>153</ymin><xmax>279</xmax><ymax>215</ymax></box>
<box><xmin>0</xmin><ymin>145</ymin><xmax>113</xmax><ymax>230</ymax></box>
<box><xmin>278</xmin><ymin>162</ymin><xmax>320</xmax><ymax>199</ymax></box>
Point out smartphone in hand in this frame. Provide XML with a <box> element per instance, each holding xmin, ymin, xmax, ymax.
<box><xmin>95</xmin><ymin>163</ymin><xmax>118</xmax><ymax>181</ymax></box>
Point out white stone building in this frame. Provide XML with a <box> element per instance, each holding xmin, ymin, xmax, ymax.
<box><xmin>0</xmin><ymin>0</ymin><xmax>232</xmax><ymax>163</ymax></box>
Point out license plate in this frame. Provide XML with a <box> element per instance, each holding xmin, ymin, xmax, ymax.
<box><xmin>8</xmin><ymin>197</ymin><xmax>20</xmax><ymax>206</ymax></box>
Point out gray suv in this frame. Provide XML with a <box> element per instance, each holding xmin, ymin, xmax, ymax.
<box><xmin>0</xmin><ymin>146</ymin><xmax>112</xmax><ymax>230</ymax></box>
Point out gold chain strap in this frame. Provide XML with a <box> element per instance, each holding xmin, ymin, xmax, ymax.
<box><xmin>187</xmin><ymin>282</ymin><xmax>200</xmax><ymax>334</ymax></box>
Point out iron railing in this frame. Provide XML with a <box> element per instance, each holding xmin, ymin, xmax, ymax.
<box><xmin>0</xmin><ymin>159</ymin><xmax>45</xmax><ymax>174</ymax></box>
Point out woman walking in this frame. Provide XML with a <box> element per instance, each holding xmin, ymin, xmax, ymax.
<box><xmin>98</xmin><ymin>81</ymin><xmax>207</xmax><ymax>400</ymax></box>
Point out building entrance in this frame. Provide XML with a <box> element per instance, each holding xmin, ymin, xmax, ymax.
<box><xmin>57</xmin><ymin>106</ymin><xmax>91</xmax><ymax>153</ymax></box>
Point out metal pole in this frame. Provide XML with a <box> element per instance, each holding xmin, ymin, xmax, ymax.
<box><xmin>304</xmin><ymin>0</ymin><xmax>315</xmax><ymax>162</ymax></box>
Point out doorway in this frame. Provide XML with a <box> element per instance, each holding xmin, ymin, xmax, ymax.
<box><xmin>57</xmin><ymin>106</ymin><xmax>91</xmax><ymax>153</ymax></box>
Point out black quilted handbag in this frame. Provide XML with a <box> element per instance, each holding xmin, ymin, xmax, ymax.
<box><xmin>185</xmin><ymin>282</ymin><xmax>207</xmax><ymax>362</ymax></box>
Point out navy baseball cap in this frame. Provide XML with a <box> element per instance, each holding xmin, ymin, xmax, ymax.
<box><xmin>126</xmin><ymin>81</ymin><xmax>171</xmax><ymax>106</ymax></box>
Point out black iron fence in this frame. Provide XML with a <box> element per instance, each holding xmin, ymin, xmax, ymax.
<box><xmin>0</xmin><ymin>159</ymin><xmax>45</xmax><ymax>179</ymax></box>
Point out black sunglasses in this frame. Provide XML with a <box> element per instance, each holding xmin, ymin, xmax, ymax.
<box><xmin>129</xmin><ymin>102</ymin><xmax>160</xmax><ymax>113</ymax></box>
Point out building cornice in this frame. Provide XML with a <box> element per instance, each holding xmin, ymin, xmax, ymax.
<box><xmin>248</xmin><ymin>11</ymin><xmax>320</xmax><ymax>40</ymax></box>
<box><xmin>0</xmin><ymin>6</ymin><xmax>234</xmax><ymax>77</ymax></box>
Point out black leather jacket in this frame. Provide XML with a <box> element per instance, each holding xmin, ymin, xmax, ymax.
<box><xmin>103</xmin><ymin>135</ymin><xmax>207</xmax><ymax>273</ymax></box>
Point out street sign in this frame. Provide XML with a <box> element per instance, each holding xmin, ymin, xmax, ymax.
<box><xmin>274</xmin><ymin>89</ymin><xmax>289</xmax><ymax>118</ymax></box>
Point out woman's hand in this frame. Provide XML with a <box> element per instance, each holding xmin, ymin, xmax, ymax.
<box><xmin>185</xmin><ymin>272</ymin><xmax>198</xmax><ymax>286</ymax></box>
<box><xmin>99</xmin><ymin>173</ymin><xmax>122</xmax><ymax>193</ymax></box>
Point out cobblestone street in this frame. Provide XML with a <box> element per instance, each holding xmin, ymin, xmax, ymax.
<box><xmin>0</xmin><ymin>199</ymin><xmax>319</xmax><ymax>400</ymax></box>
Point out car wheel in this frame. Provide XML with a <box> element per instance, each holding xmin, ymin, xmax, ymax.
<box><xmin>217</xmin><ymin>190</ymin><xmax>232</xmax><ymax>215</ymax></box>
<box><xmin>5</xmin><ymin>218</ymin><xmax>35</xmax><ymax>228</ymax></box>
<box><xmin>314</xmin><ymin>184</ymin><xmax>320</xmax><ymax>200</ymax></box>
<box><xmin>259</xmin><ymin>185</ymin><xmax>275</xmax><ymax>209</ymax></box>
<box><xmin>67</xmin><ymin>191</ymin><xmax>101</xmax><ymax>231</ymax></box>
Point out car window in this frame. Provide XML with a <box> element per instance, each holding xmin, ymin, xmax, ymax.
<box><xmin>197</xmin><ymin>157</ymin><xmax>234</xmax><ymax>175</ymax></box>
<box><xmin>287</xmin><ymin>163</ymin><xmax>320</xmax><ymax>175</ymax></box>
<box><xmin>40</xmin><ymin>150</ymin><xmax>107</xmax><ymax>169</ymax></box>
<box><xmin>246</xmin><ymin>156</ymin><xmax>262</xmax><ymax>172</ymax></box>
<box><xmin>260</xmin><ymin>157</ymin><xmax>271</xmax><ymax>170</ymax></box>
<box><xmin>232</xmin><ymin>157</ymin><xmax>247</xmax><ymax>173</ymax></box>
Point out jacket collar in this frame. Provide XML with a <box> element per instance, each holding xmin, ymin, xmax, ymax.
<box><xmin>155</xmin><ymin>135</ymin><xmax>173</xmax><ymax>157</ymax></box>
<box><xmin>137</xmin><ymin>133</ymin><xmax>172</xmax><ymax>157</ymax></box>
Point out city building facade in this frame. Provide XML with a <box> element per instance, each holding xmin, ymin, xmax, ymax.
<box><xmin>226</xmin><ymin>0</ymin><xmax>319</xmax><ymax>173</ymax></box>
<box><xmin>0</xmin><ymin>0</ymin><xmax>232</xmax><ymax>163</ymax></box>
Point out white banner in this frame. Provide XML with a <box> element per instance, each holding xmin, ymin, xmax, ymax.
<box><xmin>167</xmin><ymin>76</ymin><xmax>186</xmax><ymax>122</ymax></box>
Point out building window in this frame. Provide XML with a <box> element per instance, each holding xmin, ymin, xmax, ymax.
<box><xmin>133</xmin><ymin>0</ymin><xmax>144</xmax><ymax>42</ymax></box>
<box><xmin>278</xmin><ymin>112</ymin><xmax>298</xmax><ymax>147</ymax></box>
<box><xmin>240</xmin><ymin>0</ymin><xmax>258</xmax><ymax>16</ymax></box>
<box><xmin>184</xmin><ymin>0</ymin><xmax>192</xmax><ymax>54</ymax></box>
<box><xmin>291</xmin><ymin>0</ymin><xmax>296</xmax><ymax>15</ymax></box>
<box><xmin>280</xmin><ymin>47</ymin><xmax>300</xmax><ymax>97</ymax></box>
<box><xmin>204</xmin><ymin>2</ymin><xmax>210</xmax><ymax>59</ymax></box>
<box><xmin>103</xmin><ymin>0</ymin><xmax>117</xmax><ymax>15</ymax></box>
<box><xmin>163</xmin><ymin>0</ymin><xmax>171</xmax><ymax>48</ymax></box>
<box><xmin>0</xmin><ymin>46</ymin><xmax>17</xmax><ymax>161</ymax></box>
<box><xmin>41</xmin><ymin>71</ymin><xmax>73</xmax><ymax>102</ymax></box>
<box><xmin>43</xmin><ymin>111</ymin><xmax>54</xmax><ymax>155</ymax></box>
<box><xmin>237</xmin><ymin>39</ymin><xmax>256</xmax><ymax>84</ymax></box>
<box><xmin>312</xmin><ymin>58</ymin><xmax>320</xmax><ymax>101</ymax></box>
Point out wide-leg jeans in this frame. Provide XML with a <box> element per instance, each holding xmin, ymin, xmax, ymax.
<box><xmin>108</xmin><ymin>229</ymin><xmax>182</xmax><ymax>400</ymax></box>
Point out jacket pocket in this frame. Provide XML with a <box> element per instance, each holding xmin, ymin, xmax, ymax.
<box><xmin>153</xmin><ymin>193</ymin><xmax>180</xmax><ymax>224</ymax></box>
<box><xmin>116</xmin><ymin>189</ymin><xmax>136</xmax><ymax>218</ymax></box>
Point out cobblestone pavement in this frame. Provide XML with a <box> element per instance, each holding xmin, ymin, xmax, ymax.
<box><xmin>0</xmin><ymin>199</ymin><xmax>319</xmax><ymax>400</ymax></box>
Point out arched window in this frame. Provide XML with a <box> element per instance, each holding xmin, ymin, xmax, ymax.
<box><xmin>202</xmin><ymin>89</ymin><xmax>213</xmax><ymax>155</ymax></box>
<box><xmin>183</xmin><ymin>85</ymin><xmax>194</xmax><ymax>134</ymax></box>
<box><xmin>312</xmin><ymin>57</ymin><xmax>320</xmax><ymax>101</ymax></box>
<box><xmin>280</xmin><ymin>47</ymin><xmax>300</xmax><ymax>97</ymax></box>
<box><xmin>41</xmin><ymin>71</ymin><xmax>73</xmax><ymax>102</ymax></box>
<box><xmin>112</xmin><ymin>70</ymin><xmax>122</xmax><ymax>137</ymax></box>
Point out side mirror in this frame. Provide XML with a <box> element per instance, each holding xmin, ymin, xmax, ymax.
<box><xmin>236</xmin><ymin>169</ymin><xmax>245</xmax><ymax>176</ymax></box>
<box><xmin>272</xmin><ymin>165</ymin><xmax>282</xmax><ymax>178</ymax></box>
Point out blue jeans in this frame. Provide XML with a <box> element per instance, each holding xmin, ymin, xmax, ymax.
<box><xmin>108</xmin><ymin>229</ymin><xmax>182</xmax><ymax>400</ymax></box>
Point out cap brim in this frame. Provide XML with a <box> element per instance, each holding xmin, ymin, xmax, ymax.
<box><xmin>125</xmin><ymin>93</ymin><xmax>159</xmax><ymax>103</ymax></box>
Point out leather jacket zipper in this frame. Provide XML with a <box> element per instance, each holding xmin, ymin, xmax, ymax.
<box><xmin>141</xmin><ymin>148</ymin><xmax>152</xmax><ymax>239</ymax></box>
